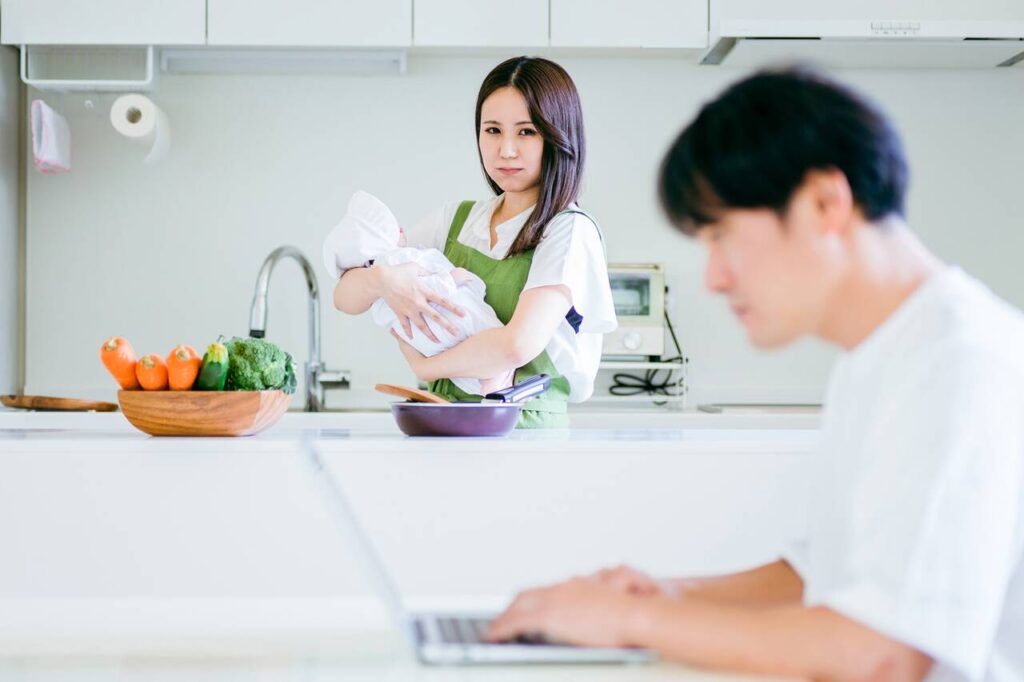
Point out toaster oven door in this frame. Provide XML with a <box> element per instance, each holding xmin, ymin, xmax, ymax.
<box><xmin>604</xmin><ymin>265</ymin><xmax>666</xmax><ymax>359</ymax></box>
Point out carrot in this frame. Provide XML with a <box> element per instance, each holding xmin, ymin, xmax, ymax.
<box><xmin>166</xmin><ymin>345</ymin><xmax>201</xmax><ymax>391</ymax></box>
<box><xmin>100</xmin><ymin>336</ymin><xmax>140</xmax><ymax>390</ymax></box>
<box><xmin>135</xmin><ymin>354</ymin><xmax>169</xmax><ymax>390</ymax></box>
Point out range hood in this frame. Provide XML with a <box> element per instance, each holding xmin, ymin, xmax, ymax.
<box><xmin>702</xmin><ymin>1</ymin><xmax>1024</xmax><ymax>68</ymax></box>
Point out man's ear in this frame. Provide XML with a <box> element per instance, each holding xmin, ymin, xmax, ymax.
<box><xmin>806</xmin><ymin>168</ymin><xmax>855</xmax><ymax>236</ymax></box>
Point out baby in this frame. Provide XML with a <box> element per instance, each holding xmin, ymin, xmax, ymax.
<box><xmin>322</xmin><ymin>190</ymin><xmax>513</xmax><ymax>396</ymax></box>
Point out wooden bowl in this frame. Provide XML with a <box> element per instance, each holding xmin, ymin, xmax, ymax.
<box><xmin>118</xmin><ymin>390</ymin><xmax>291</xmax><ymax>437</ymax></box>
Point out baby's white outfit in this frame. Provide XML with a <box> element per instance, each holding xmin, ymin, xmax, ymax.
<box><xmin>322</xmin><ymin>191</ymin><xmax>510</xmax><ymax>395</ymax></box>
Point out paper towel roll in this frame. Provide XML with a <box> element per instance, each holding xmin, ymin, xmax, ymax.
<box><xmin>109</xmin><ymin>94</ymin><xmax>170</xmax><ymax>165</ymax></box>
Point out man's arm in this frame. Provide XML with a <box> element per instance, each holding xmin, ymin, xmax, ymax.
<box><xmin>634</xmin><ymin>599</ymin><xmax>933</xmax><ymax>681</ymax></box>
<box><xmin>588</xmin><ymin>560</ymin><xmax>802</xmax><ymax>609</ymax></box>
<box><xmin>488</xmin><ymin>577</ymin><xmax>933</xmax><ymax>682</ymax></box>
<box><xmin>673</xmin><ymin>559</ymin><xmax>805</xmax><ymax>608</ymax></box>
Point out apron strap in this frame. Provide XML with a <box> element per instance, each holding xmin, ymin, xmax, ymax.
<box><xmin>445</xmin><ymin>200</ymin><xmax>475</xmax><ymax>253</ymax></box>
<box><xmin>552</xmin><ymin>207</ymin><xmax>607</xmax><ymax>259</ymax></box>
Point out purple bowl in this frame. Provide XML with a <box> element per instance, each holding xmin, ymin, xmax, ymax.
<box><xmin>390</xmin><ymin>402</ymin><xmax>523</xmax><ymax>437</ymax></box>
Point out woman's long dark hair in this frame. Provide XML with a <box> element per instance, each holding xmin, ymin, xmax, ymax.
<box><xmin>475</xmin><ymin>56</ymin><xmax>586</xmax><ymax>257</ymax></box>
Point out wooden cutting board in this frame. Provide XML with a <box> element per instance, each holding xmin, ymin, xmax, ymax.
<box><xmin>1</xmin><ymin>395</ymin><xmax>119</xmax><ymax>412</ymax></box>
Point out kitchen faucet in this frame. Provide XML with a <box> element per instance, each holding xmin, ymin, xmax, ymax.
<box><xmin>248</xmin><ymin>245</ymin><xmax>349</xmax><ymax>411</ymax></box>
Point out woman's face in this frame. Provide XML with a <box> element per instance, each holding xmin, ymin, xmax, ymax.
<box><xmin>478</xmin><ymin>86</ymin><xmax>544</xmax><ymax>196</ymax></box>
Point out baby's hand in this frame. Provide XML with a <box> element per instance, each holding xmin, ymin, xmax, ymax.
<box><xmin>450</xmin><ymin>267</ymin><xmax>472</xmax><ymax>285</ymax></box>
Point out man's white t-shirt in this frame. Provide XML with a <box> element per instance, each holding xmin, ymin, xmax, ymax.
<box><xmin>405</xmin><ymin>195</ymin><xmax>617</xmax><ymax>402</ymax></box>
<box><xmin>785</xmin><ymin>267</ymin><xmax>1024</xmax><ymax>682</ymax></box>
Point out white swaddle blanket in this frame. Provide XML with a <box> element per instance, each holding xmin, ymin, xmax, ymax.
<box><xmin>323</xmin><ymin>191</ymin><xmax>510</xmax><ymax>396</ymax></box>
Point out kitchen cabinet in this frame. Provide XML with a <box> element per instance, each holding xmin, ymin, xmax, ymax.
<box><xmin>551</xmin><ymin>0</ymin><xmax>708</xmax><ymax>48</ymax></box>
<box><xmin>414</xmin><ymin>0</ymin><xmax>548</xmax><ymax>47</ymax></box>
<box><xmin>713</xmin><ymin>0</ymin><xmax>1024</xmax><ymax>31</ymax></box>
<box><xmin>207</xmin><ymin>0</ymin><xmax>412</xmax><ymax>47</ymax></box>
<box><xmin>0</xmin><ymin>0</ymin><xmax>206</xmax><ymax>45</ymax></box>
<box><xmin>0</xmin><ymin>419</ymin><xmax>813</xmax><ymax>631</ymax></box>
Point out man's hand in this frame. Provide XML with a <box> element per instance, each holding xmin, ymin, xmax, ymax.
<box><xmin>488</xmin><ymin>567</ymin><xmax>934</xmax><ymax>682</ymax></box>
<box><xmin>486</xmin><ymin>577</ymin><xmax>653</xmax><ymax>648</ymax></box>
<box><xmin>588</xmin><ymin>564</ymin><xmax>680</xmax><ymax>598</ymax></box>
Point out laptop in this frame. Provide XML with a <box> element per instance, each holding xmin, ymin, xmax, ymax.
<box><xmin>304</xmin><ymin>440</ymin><xmax>655</xmax><ymax>665</ymax></box>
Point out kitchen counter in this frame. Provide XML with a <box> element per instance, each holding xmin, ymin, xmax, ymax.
<box><xmin>0</xmin><ymin>406</ymin><xmax>821</xmax><ymax>433</ymax></box>
<box><xmin>0</xmin><ymin>411</ymin><xmax>815</xmax><ymax>677</ymax></box>
<box><xmin>0</xmin><ymin>646</ymin><xmax>796</xmax><ymax>682</ymax></box>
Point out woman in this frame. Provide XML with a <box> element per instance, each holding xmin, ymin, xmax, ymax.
<box><xmin>332</xmin><ymin>56</ymin><xmax>615</xmax><ymax>428</ymax></box>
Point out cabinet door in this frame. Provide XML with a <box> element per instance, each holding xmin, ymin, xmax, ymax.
<box><xmin>716</xmin><ymin>0</ymin><xmax>1024</xmax><ymax>37</ymax></box>
<box><xmin>414</xmin><ymin>0</ymin><xmax>548</xmax><ymax>47</ymax></box>
<box><xmin>0</xmin><ymin>0</ymin><xmax>206</xmax><ymax>45</ymax></box>
<box><xmin>208</xmin><ymin>0</ymin><xmax>413</xmax><ymax>47</ymax></box>
<box><xmin>551</xmin><ymin>0</ymin><xmax>707</xmax><ymax>48</ymax></box>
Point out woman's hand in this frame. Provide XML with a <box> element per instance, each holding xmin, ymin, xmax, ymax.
<box><xmin>377</xmin><ymin>262</ymin><xmax>464</xmax><ymax>343</ymax></box>
<box><xmin>391</xmin><ymin>329</ymin><xmax>432</xmax><ymax>381</ymax></box>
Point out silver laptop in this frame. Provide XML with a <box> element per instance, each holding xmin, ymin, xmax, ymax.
<box><xmin>304</xmin><ymin>441</ymin><xmax>654</xmax><ymax>665</ymax></box>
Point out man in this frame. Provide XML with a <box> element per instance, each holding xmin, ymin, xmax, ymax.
<box><xmin>487</xmin><ymin>68</ymin><xmax>1024</xmax><ymax>682</ymax></box>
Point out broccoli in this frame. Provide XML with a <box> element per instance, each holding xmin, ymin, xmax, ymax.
<box><xmin>223</xmin><ymin>336</ymin><xmax>297</xmax><ymax>394</ymax></box>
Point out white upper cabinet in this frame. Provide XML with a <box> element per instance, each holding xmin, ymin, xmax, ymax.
<box><xmin>714</xmin><ymin>0</ymin><xmax>1024</xmax><ymax>38</ymax></box>
<box><xmin>0</xmin><ymin>0</ymin><xmax>206</xmax><ymax>45</ymax></box>
<box><xmin>551</xmin><ymin>0</ymin><xmax>708</xmax><ymax>48</ymax></box>
<box><xmin>414</xmin><ymin>0</ymin><xmax>548</xmax><ymax>47</ymax></box>
<box><xmin>208</xmin><ymin>0</ymin><xmax>413</xmax><ymax>47</ymax></box>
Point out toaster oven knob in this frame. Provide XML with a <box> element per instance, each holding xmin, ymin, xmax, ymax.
<box><xmin>623</xmin><ymin>331</ymin><xmax>643</xmax><ymax>351</ymax></box>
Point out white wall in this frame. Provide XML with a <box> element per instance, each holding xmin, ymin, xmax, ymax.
<box><xmin>0</xmin><ymin>47</ymin><xmax>20</xmax><ymax>397</ymax></box>
<box><xmin>22</xmin><ymin>56</ymin><xmax>1024</xmax><ymax>407</ymax></box>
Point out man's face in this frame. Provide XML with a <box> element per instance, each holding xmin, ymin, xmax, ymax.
<box><xmin>696</xmin><ymin>182</ymin><xmax>844</xmax><ymax>349</ymax></box>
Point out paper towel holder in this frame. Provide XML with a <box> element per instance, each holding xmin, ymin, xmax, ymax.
<box><xmin>19</xmin><ymin>45</ymin><xmax>155</xmax><ymax>93</ymax></box>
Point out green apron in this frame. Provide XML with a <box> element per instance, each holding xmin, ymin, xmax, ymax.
<box><xmin>427</xmin><ymin>200</ymin><xmax>574</xmax><ymax>429</ymax></box>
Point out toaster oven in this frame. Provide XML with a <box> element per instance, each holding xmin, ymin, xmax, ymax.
<box><xmin>603</xmin><ymin>263</ymin><xmax>666</xmax><ymax>359</ymax></box>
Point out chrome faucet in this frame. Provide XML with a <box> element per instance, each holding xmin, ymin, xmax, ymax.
<box><xmin>248</xmin><ymin>246</ymin><xmax>349</xmax><ymax>411</ymax></box>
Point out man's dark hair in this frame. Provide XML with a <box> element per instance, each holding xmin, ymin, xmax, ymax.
<box><xmin>658</xmin><ymin>66</ymin><xmax>909</xmax><ymax>235</ymax></box>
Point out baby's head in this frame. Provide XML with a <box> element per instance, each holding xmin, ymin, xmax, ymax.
<box><xmin>338</xmin><ymin>190</ymin><xmax>405</xmax><ymax>264</ymax></box>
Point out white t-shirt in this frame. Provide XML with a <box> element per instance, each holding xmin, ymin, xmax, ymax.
<box><xmin>784</xmin><ymin>267</ymin><xmax>1024</xmax><ymax>682</ymax></box>
<box><xmin>405</xmin><ymin>195</ymin><xmax>617</xmax><ymax>402</ymax></box>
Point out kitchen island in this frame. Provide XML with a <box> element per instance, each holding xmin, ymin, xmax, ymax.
<box><xmin>0</xmin><ymin>411</ymin><xmax>815</xmax><ymax>680</ymax></box>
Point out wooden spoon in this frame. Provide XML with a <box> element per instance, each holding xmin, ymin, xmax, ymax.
<box><xmin>374</xmin><ymin>384</ymin><xmax>450</xmax><ymax>404</ymax></box>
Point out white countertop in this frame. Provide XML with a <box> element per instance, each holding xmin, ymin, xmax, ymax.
<box><xmin>0</xmin><ymin>646</ymin><xmax>795</xmax><ymax>682</ymax></box>
<box><xmin>0</xmin><ymin>410</ymin><xmax>815</xmax><ymax>677</ymax></box>
<box><xmin>0</xmin><ymin>406</ymin><xmax>821</xmax><ymax>434</ymax></box>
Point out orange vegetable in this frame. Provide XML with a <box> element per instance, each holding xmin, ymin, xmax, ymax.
<box><xmin>135</xmin><ymin>354</ymin><xmax>169</xmax><ymax>390</ymax></box>
<box><xmin>166</xmin><ymin>345</ymin><xmax>201</xmax><ymax>391</ymax></box>
<box><xmin>100</xmin><ymin>336</ymin><xmax>141</xmax><ymax>390</ymax></box>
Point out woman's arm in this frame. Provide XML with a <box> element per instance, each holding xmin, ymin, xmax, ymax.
<box><xmin>333</xmin><ymin>262</ymin><xmax>465</xmax><ymax>342</ymax></box>
<box><xmin>332</xmin><ymin>266</ymin><xmax>384</xmax><ymax>315</ymax></box>
<box><xmin>393</xmin><ymin>284</ymin><xmax>572</xmax><ymax>381</ymax></box>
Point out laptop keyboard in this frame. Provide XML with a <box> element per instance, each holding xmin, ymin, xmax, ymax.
<box><xmin>437</xmin><ymin>617</ymin><xmax>490</xmax><ymax>644</ymax></box>
<box><xmin>434</xmin><ymin>617</ymin><xmax>549</xmax><ymax>646</ymax></box>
